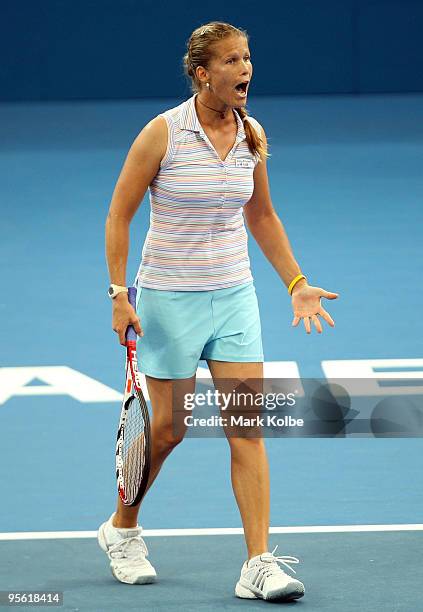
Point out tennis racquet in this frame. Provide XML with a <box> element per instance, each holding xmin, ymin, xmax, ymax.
<box><xmin>115</xmin><ymin>286</ymin><xmax>151</xmax><ymax>506</ymax></box>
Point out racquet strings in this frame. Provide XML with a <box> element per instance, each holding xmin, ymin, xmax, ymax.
<box><xmin>122</xmin><ymin>395</ymin><xmax>147</xmax><ymax>504</ymax></box>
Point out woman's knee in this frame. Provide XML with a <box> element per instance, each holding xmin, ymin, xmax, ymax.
<box><xmin>227</xmin><ymin>435</ymin><xmax>266</xmax><ymax>453</ymax></box>
<box><xmin>146</xmin><ymin>375</ymin><xmax>193</xmax><ymax>451</ymax></box>
<box><xmin>152</xmin><ymin>420</ymin><xmax>185</xmax><ymax>452</ymax></box>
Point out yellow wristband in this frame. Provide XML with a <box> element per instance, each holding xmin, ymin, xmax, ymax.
<box><xmin>288</xmin><ymin>274</ymin><xmax>306</xmax><ymax>295</ymax></box>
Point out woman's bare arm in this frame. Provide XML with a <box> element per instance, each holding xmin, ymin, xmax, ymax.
<box><xmin>244</xmin><ymin>123</ymin><xmax>338</xmax><ymax>334</ymax></box>
<box><xmin>106</xmin><ymin>115</ymin><xmax>168</xmax><ymax>344</ymax></box>
<box><xmin>244</xmin><ymin>126</ymin><xmax>306</xmax><ymax>291</ymax></box>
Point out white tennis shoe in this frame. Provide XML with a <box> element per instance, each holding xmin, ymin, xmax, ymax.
<box><xmin>97</xmin><ymin>513</ymin><xmax>157</xmax><ymax>584</ymax></box>
<box><xmin>235</xmin><ymin>546</ymin><xmax>305</xmax><ymax>601</ymax></box>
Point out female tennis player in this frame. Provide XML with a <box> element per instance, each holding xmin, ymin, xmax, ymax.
<box><xmin>98</xmin><ymin>21</ymin><xmax>338</xmax><ymax>602</ymax></box>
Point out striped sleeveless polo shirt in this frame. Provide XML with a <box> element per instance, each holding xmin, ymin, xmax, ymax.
<box><xmin>135</xmin><ymin>93</ymin><xmax>262</xmax><ymax>291</ymax></box>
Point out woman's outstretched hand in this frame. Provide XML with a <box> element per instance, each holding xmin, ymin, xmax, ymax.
<box><xmin>291</xmin><ymin>284</ymin><xmax>339</xmax><ymax>334</ymax></box>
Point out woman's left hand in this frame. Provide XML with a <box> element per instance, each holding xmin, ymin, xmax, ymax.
<box><xmin>291</xmin><ymin>284</ymin><xmax>339</xmax><ymax>334</ymax></box>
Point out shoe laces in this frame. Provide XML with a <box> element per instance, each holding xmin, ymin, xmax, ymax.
<box><xmin>108</xmin><ymin>535</ymin><xmax>148</xmax><ymax>560</ymax></box>
<box><xmin>255</xmin><ymin>545</ymin><xmax>300</xmax><ymax>576</ymax></box>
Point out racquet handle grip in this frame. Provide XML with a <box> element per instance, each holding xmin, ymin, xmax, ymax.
<box><xmin>125</xmin><ymin>286</ymin><xmax>138</xmax><ymax>343</ymax></box>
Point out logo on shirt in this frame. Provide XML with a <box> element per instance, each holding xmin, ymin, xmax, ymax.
<box><xmin>235</xmin><ymin>158</ymin><xmax>255</xmax><ymax>169</ymax></box>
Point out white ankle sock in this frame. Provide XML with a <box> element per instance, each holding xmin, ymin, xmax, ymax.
<box><xmin>106</xmin><ymin>515</ymin><xmax>141</xmax><ymax>542</ymax></box>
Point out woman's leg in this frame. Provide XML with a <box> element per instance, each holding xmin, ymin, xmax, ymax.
<box><xmin>207</xmin><ymin>359</ymin><xmax>269</xmax><ymax>559</ymax></box>
<box><xmin>113</xmin><ymin>374</ymin><xmax>195</xmax><ymax>528</ymax></box>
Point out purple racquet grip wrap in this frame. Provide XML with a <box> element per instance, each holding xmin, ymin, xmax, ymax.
<box><xmin>126</xmin><ymin>286</ymin><xmax>138</xmax><ymax>343</ymax></box>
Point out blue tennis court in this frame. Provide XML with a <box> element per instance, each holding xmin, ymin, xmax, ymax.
<box><xmin>1</xmin><ymin>92</ymin><xmax>422</xmax><ymax>610</ymax></box>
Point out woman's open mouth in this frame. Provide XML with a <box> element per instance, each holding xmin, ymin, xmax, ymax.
<box><xmin>234</xmin><ymin>81</ymin><xmax>249</xmax><ymax>98</ymax></box>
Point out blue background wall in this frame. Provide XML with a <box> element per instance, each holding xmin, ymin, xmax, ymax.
<box><xmin>1</xmin><ymin>0</ymin><xmax>423</xmax><ymax>101</ymax></box>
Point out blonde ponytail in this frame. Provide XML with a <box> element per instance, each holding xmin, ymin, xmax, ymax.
<box><xmin>235</xmin><ymin>106</ymin><xmax>269</xmax><ymax>162</ymax></box>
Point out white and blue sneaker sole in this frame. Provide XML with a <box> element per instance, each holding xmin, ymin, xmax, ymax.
<box><xmin>235</xmin><ymin>579</ymin><xmax>305</xmax><ymax>601</ymax></box>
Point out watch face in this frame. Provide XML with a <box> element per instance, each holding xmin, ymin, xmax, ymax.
<box><xmin>108</xmin><ymin>287</ymin><xmax>114</xmax><ymax>296</ymax></box>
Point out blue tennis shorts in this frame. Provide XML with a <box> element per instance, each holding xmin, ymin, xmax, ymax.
<box><xmin>135</xmin><ymin>281</ymin><xmax>263</xmax><ymax>379</ymax></box>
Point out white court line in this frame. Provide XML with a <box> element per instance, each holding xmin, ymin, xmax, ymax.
<box><xmin>1</xmin><ymin>524</ymin><xmax>423</xmax><ymax>541</ymax></box>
